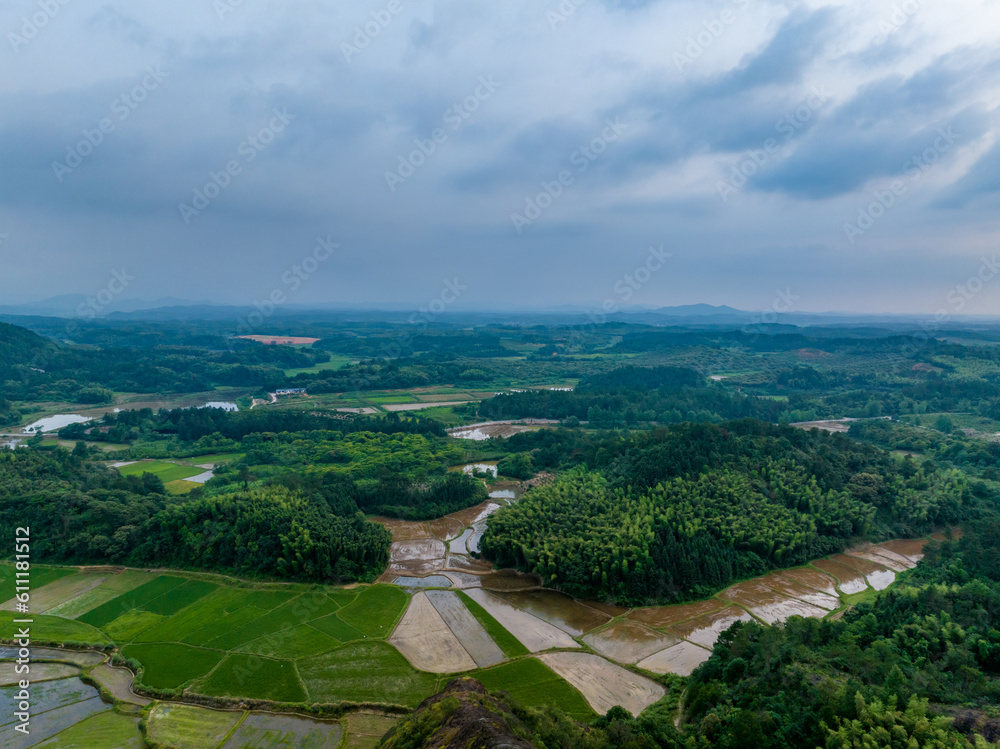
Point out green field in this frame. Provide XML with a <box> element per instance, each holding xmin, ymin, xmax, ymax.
<box><xmin>0</xmin><ymin>611</ymin><xmax>111</xmax><ymax>646</ymax></box>
<box><xmin>146</xmin><ymin>704</ymin><xmax>243</xmax><ymax>749</ymax></box>
<box><xmin>45</xmin><ymin>570</ymin><xmax>156</xmax><ymax>619</ymax></box>
<box><xmin>236</xmin><ymin>624</ymin><xmax>341</xmax><ymax>659</ymax></box>
<box><xmin>78</xmin><ymin>575</ymin><xmax>190</xmax><ymax>627</ymax></box>
<box><xmin>336</xmin><ymin>585</ymin><xmax>409</xmax><ymax>638</ymax></box>
<box><xmin>474</xmin><ymin>659</ymin><xmax>596</xmax><ymax>723</ymax></box>
<box><xmin>283</xmin><ymin>355</ymin><xmax>354</xmax><ymax>377</ymax></box>
<box><xmin>193</xmin><ymin>654</ymin><xmax>306</xmax><ymax>702</ymax></box>
<box><xmin>116</xmin><ymin>460</ymin><xmax>205</xmax><ymax>482</ymax></box>
<box><xmin>35</xmin><ymin>709</ymin><xmax>143</xmax><ymax>748</ymax></box>
<box><xmin>456</xmin><ymin>591</ymin><xmax>530</xmax><ymax>658</ymax></box>
<box><xmin>298</xmin><ymin>641</ymin><xmax>438</xmax><ymax>707</ymax></box>
<box><xmin>102</xmin><ymin>609</ymin><xmax>165</xmax><ymax>642</ymax></box>
<box><xmin>123</xmin><ymin>642</ymin><xmax>225</xmax><ymax>689</ymax></box>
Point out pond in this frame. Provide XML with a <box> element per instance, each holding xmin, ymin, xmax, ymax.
<box><xmin>200</xmin><ymin>401</ymin><xmax>239</xmax><ymax>411</ymax></box>
<box><xmin>21</xmin><ymin>414</ymin><xmax>92</xmax><ymax>434</ymax></box>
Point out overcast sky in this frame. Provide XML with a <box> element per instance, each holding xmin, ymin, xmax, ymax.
<box><xmin>2</xmin><ymin>0</ymin><xmax>999</xmax><ymax>315</ymax></box>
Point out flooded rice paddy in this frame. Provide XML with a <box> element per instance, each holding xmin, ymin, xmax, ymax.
<box><xmin>373</xmin><ymin>490</ymin><xmax>941</xmax><ymax>717</ymax></box>
<box><xmin>21</xmin><ymin>414</ymin><xmax>92</xmax><ymax>434</ymax></box>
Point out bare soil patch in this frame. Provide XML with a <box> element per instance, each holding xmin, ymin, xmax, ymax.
<box><xmin>537</xmin><ymin>652</ymin><xmax>665</xmax><ymax>717</ymax></box>
<box><xmin>637</xmin><ymin>641</ymin><xmax>712</xmax><ymax>677</ymax></box>
<box><xmin>389</xmin><ymin>592</ymin><xmax>477</xmax><ymax>674</ymax></box>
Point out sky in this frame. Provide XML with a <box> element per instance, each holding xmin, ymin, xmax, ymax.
<box><xmin>1</xmin><ymin>0</ymin><xmax>1000</xmax><ymax>316</ymax></box>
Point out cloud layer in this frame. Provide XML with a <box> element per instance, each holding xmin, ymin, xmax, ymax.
<box><xmin>1</xmin><ymin>0</ymin><xmax>999</xmax><ymax>315</ymax></box>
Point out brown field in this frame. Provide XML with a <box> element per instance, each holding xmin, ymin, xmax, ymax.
<box><xmin>719</xmin><ymin>581</ymin><xmax>828</xmax><ymax>625</ymax></box>
<box><xmin>386</xmin><ymin>558</ymin><xmax>446</xmax><ymax>577</ymax></box>
<box><xmin>845</xmin><ymin>546</ymin><xmax>912</xmax><ymax>572</ymax></box>
<box><xmin>464</xmin><ymin>589</ymin><xmax>580</xmax><ymax>652</ymax></box>
<box><xmin>830</xmin><ymin>553</ymin><xmax>896</xmax><ymax>590</ymax></box>
<box><xmin>389</xmin><ymin>592</ymin><xmax>477</xmax><ymax>674</ymax></box>
<box><xmin>768</xmin><ymin>567</ymin><xmax>840</xmax><ymax>597</ymax></box>
<box><xmin>1</xmin><ymin>572</ymin><xmax>108</xmax><ymax>613</ymax></box>
<box><xmin>876</xmin><ymin>538</ymin><xmax>928</xmax><ymax>562</ymax></box>
<box><xmin>479</xmin><ymin>570</ymin><xmax>542</xmax><ymax>592</ymax></box>
<box><xmin>442</xmin><ymin>571</ymin><xmax>484</xmax><ymax>589</ymax></box>
<box><xmin>389</xmin><ymin>538</ymin><xmax>446</xmax><ymax>563</ymax></box>
<box><xmin>756</xmin><ymin>572</ymin><xmax>841</xmax><ymax>611</ymax></box>
<box><xmin>237</xmin><ymin>335</ymin><xmax>320</xmax><ymax>345</ymax></box>
<box><xmin>492</xmin><ymin>590</ymin><xmax>610</xmax><ymax>636</ymax></box>
<box><xmin>444</xmin><ymin>556</ymin><xmax>493</xmax><ymax>574</ymax></box>
<box><xmin>582</xmin><ymin>621</ymin><xmax>678</xmax><ymax>665</ymax></box>
<box><xmin>377</xmin><ymin>519</ymin><xmax>433</xmax><ymax>542</ymax></box>
<box><xmin>811</xmin><ymin>558</ymin><xmax>870</xmax><ymax>595</ymax></box>
<box><xmin>537</xmin><ymin>652</ymin><xmax>666</xmax><ymax>717</ymax></box>
<box><xmin>426</xmin><ymin>590</ymin><xmax>505</xmax><ymax>668</ymax></box>
<box><xmin>90</xmin><ymin>663</ymin><xmax>150</xmax><ymax>705</ymax></box>
<box><xmin>628</xmin><ymin>599</ymin><xmax>725</xmax><ymax>631</ymax></box>
<box><xmin>426</xmin><ymin>516</ymin><xmax>467</xmax><ymax>540</ymax></box>
<box><xmin>636</xmin><ymin>641</ymin><xmax>712</xmax><ymax>677</ymax></box>
<box><xmin>666</xmin><ymin>605</ymin><xmax>754</xmax><ymax>649</ymax></box>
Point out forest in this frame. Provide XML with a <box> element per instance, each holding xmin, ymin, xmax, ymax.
<box><xmin>481</xmin><ymin>421</ymin><xmax>983</xmax><ymax>604</ymax></box>
<box><xmin>0</xmin><ymin>446</ymin><xmax>392</xmax><ymax>582</ymax></box>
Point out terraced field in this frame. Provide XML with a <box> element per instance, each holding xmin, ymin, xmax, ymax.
<box><xmin>0</xmin><ymin>532</ymin><xmax>941</xmax><ymax>740</ymax></box>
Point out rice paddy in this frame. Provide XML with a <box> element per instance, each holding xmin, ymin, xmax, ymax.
<box><xmin>0</xmin><ymin>531</ymin><xmax>941</xmax><ymax>741</ymax></box>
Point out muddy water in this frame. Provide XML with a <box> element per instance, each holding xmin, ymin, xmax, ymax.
<box><xmin>755</xmin><ymin>572</ymin><xmax>841</xmax><ymax>611</ymax></box>
<box><xmin>876</xmin><ymin>538</ymin><xmax>928</xmax><ymax>562</ymax></box>
<box><xmin>664</xmin><ymin>605</ymin><xmax>755</xmax><ymax>649</ymax></box>
<box><xmin>479</xmin><ymin>570</ymin><xmax>542</xmax><ymax>591</ymax></box>
<box><xmin>582</xmin><ymin>621</ymin><xmax>678</xmax><ymax>664</ymax></box>
<box><xmin>829</xmin><ymin>553</ymin><xmax>896</xmax><ymax>590</ymax></box>
<box><xmin>720</xmin><ymin>581</ymin><xmax>828</xmax><ymax>625</ymax></box>
<box><xmin>492</xmin><ymin>590</ymin><xmax>610</xmax><ymax>636</ymax></box>
<box><xmin>629</xmin><ymin>599</ymin><xmax>726</xmax><ymax>630</ymax></box>
<box><xmin>811</xmin><ymin>558</ymin><xmax>870</xmax><ymax>595</ymax></box>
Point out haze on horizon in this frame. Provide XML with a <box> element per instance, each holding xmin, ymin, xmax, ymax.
<box><xmin>2</xmin><ymin>0</ymin><xmax>999</xmax><ymax>317</ymax></box>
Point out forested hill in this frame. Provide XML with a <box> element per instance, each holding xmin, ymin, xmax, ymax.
<box><xmin>0</xmin><ymin>320</ymin><xmax>329</xmax><ymax>412</ymax></box>
<box><xmin>481</xmin><ymin>421</ymin><xmax>982</xmax><ymax>605</ymax></box>
<box><xmin>474</xmin><ymin>366</ymin><xmax>785</xmax><ymax>425</ymax></box>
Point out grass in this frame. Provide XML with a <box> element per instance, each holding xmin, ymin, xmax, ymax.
<box><xmin>337</xmin><ymin>585</ymin><xmax>409</xmax><ymax>638</ymax></box>
<box><xmin>0</xmin><ymin>611</ymin><xmax>111</xmax><ymax>646</ymax></box>
<box><xmin>123</xmin><ymin>642</ymin><xmax>225</xmax><ymax>689</ymax></box>
<box><xmin>307</xmin><ymin>613</ymin><xmax>365</xmax><ymax>643</ymax></box>
<box><xmin>235</xmin><ymin>624</ymin><xmax>340</xmax><ymax>659</ymax></box>
<box><xmin>193</xmin><ymin>654</ymin><xmax>306</xmax><ymax>703</ymax></box>
<box><xmin>78</xmin><ymin>576</ymin><xmax>188</xmax><ymax>628</ymax></box>
<box><xmin>116</xmin><ymin>461</ymin><xmax>205</xmax><ymax>482</ymax></box>
<box><xmin>146</xmin><ymin>704</ymin><xmax>244</xmax><ymax>749</ymax></box>
<box><xmin>186</xmin><ymin>452</ymin><xmax>242</xmax><ymax>464</ymax></box>
<box><xmin>44</xmin><ymin>571</ymin><xmax>156</xmax><ymax>619</ymax></box>
<box><xmin>132</xmin><ymin>588</ymin><xmax>254</xmax><ymax>644</ymax></box>
<box><xmin>203</xmin><ymin>591</ymin><xmax>341</xmax><ymax>650</ymax></box>
<box><xmin>298</xmin><ymin>641</ymin><xmax>438</xmax><ymax>708</ymax></box>
<box><xmin>34</xmin><ymin>709</ymin><xmax>143</xmax><ymax>748</ymax></box>
<box><xmin>142</xmin><ymin>579</ymin><xmax>217</xmax><ymax>616</ymax></box>
<box><xmin>34</xmin><ymin>567</ymin><xmax>80</xmax><ymax>590</ymax></box>
<box><xmin>455</xmin><ymin>591</ymin><xmax>530</xmax><ymax>658</ymax></box>
<box><xmin>283</xmin><ymin>355</ymin><xmax>353</xmax><ymax>377</ymax></box>
<box><xmin>102</xmin><ymin>610</ymin><xmax>165</xmax><ymax>642</ymax></box>
<box><xmin>474</xmin><ymin>658</ymin><xmax>597</xmax><ymax>723</ymax></box>
<box><xmin>181</xmin><ymin>590</ymin><xmax>296</xmax><ymax>646</ymax></box>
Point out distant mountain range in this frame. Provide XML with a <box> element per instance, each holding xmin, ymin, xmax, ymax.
<box><xmin>1</xmin><ymin>297</ymin><xmax>998</xmax><ymax>328</ymax></box>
